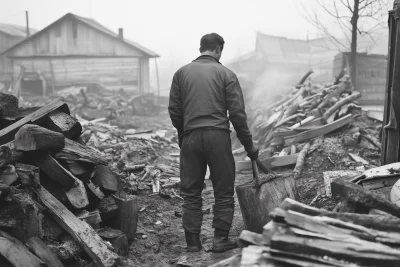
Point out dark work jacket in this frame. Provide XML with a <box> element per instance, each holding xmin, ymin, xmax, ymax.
<box><xmin>168</xmin><ymin>55</ymin><xmax>253</xmax><ymax>150</ymax></box>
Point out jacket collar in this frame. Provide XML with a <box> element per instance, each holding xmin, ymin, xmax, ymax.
<box><xmin>193</xmin><ymin>55</ymin><xmax>221</xmax><ymax>64</ymax></box>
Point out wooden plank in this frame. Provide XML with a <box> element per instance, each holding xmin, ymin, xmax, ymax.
<box><xmin>25</xmin><ymin>237</ymin><xmax>64</xmax><ymax>267</ymax></box>
<box><xmin>236</xmin><ymin>153</ymin><xmax>299</xmax><ymax>171</ymax></box>
<box><xmin>331</xmin><ymin>179</ymin><xmax>400</xmax><ymax>217</ymax></box>
<box><xmin>285</xmin><ymin>114</ymin><xmax>353</xmax><ymax>145</ymax></box>
<box><xmin>0</xmin><ymin>230</ymin><xmax>44</xmax><ymax>267</ymax></box>
<box><xmin>54</xmin><ymin>138</ymin><xmax>108</xmax><ymax>165</ymax></box>
<box><xmin>0</xmin><ymin>98</ymin><xmax>69</xmax><ymax>145</ymax></box>
<box><xmin>33</xmin><ymin>185</ymin><xmax>119</xmax><ymax>267</ymax></box>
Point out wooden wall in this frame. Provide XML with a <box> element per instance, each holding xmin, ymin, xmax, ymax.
<box><xmin>13</xmin><ymin>57</ymin><xmax>140</xmax><ymax>89</ymax></box>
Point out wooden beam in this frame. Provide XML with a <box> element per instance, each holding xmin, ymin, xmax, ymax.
<box><xmin>33</xmin><ymin>185</ymin><xmax>119</xmax><ymax>267</ymax></box>
<box><xmin>331</xmin><ymin>179</ymin><xmax>400</xmax><ymax>217</ymax></box>
<box><xmin>0</xmin><ymin>98</ymin><xmax>69</xmax><ymax>145</ymax></box>
<box><xmin>285</xmin><ymin>114</ymin><xmax>352</xmax><ymax>145</ymax></box>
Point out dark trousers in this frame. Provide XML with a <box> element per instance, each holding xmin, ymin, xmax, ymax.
<box><xmin>180</xmin><ymin>129</ymin><xmax>236</xmax><ymax>234</ymax></box>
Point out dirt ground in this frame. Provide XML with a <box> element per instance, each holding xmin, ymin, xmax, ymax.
<box><xmin>115</xmin><ymin>111</ymin><xmax>381</xmax><ymax>267</ymax></box>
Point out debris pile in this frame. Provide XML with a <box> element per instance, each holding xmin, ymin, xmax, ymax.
<box><xmin>233</xmin><ymin>71</ymin><xmax>381</xmax><ymax>176</ymax></box>
<box><xmin>0</xmin><ymin>94</ymin><xmax>146</xmax><ymax>267</ymax></box>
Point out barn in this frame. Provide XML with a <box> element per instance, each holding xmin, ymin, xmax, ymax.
<box><xmin>0</xmin><ymin>13</ymin><xmax>158</xmax><ymax>95</ymax></box>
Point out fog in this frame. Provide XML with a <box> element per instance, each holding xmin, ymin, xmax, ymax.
<box><xmin>0</xmin><ymin>0</ymin><xmax>391</xmax><ymax>98</ymax></box>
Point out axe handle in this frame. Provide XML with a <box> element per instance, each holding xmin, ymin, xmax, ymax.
<box><xmin>256</xmin><ymin>159</ymin><xmax>275</xmax><ymax>175</ymax></box>
<box><xmin>251</xmin><ymin>160</ymin><xmax>261</xmax><ymax>186</ymax></box>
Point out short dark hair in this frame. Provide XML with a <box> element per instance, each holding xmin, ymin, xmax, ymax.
<box><xmin>200</xmin><ymin>33</ymin><xmax>225</xmax><ymax>53</ymax></box>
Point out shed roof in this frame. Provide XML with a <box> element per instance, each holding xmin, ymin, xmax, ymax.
<box><xmin>1</xmin><ymin>13</ymin><xmax>159</xmax><ymax>57</ymax></box>
<box><xmin>0</xmin><ymin>22</ymin><xmax>37</xmax><ymax>37</ymax></box>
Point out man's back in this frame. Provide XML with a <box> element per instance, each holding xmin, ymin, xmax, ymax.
<box><xmin>173</xmin><ymin>55</ymin><xmax>232</xmax><ymax>133</ymax></box>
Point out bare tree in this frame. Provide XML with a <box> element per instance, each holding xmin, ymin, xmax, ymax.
<box><xmin>304</xmin><ymin>0</ymin><xmax>390</xmax><ymax>90</ymax></box>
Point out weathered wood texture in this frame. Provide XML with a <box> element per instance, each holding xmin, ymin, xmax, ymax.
<box><xmin>34</xmin><ymin>185</ymin><xmax>119</xmax><ymax>267</ymax></box>
<box><xmin>331</xmin><ymin>179</ymin><xmax>400</xmax><ymax>217</ymax></box>
<box><xmin>0</xmin><ymin>230</ymin><xmax>45</xmax><ymax>267</ymax></box>
<box><xmin>0</xmin><ymin>92</ymin><xmax>18</xmax><ymax>118</ymax></box>
<box><xmin>93</xmin><ymin>165</ymin><xmax>121</xmax><ymax>194</ymax></box>
<box><xmin>15</xmin><ymin>125</ymin><xmax>65</xmax><ymax>152</ymax></box>
<box><xmin>0</xmin><ymin>98</ymin><xmax>69</xmax><ymax>145</ymax></box>
<box><xmin>0</xmin><ymin>141</ymin><xmax>24</xmax><ymax>168</ymax></box>
<box><xmin>235</xmin><ymin>176</ymin><xmax>297</xmax><ymax>233</ymax></box>
<box><xmin>236</xmin><ymin>153</ymin><xmax>298</xmax><ymax>171</ymax></box>
<box><xmin>47</xmin><ymin>111</ymin><xmax>82</xmax><ymax>139</ymax></box>
<box><xmin>54</xmin><ymin>138</ymin><xmax>108</xmax><ymax>165</ymax></box>
<box><xmin>113</xmin><ymin>195</ymin><xmax>138</xmax><ymax>240</ymax></box>
<box><xmin>12</xmin><ymin>192</ymin><xmax>42</xmax><ymax>240</ymax></box>
<box><xmin>25</xmin><ymin>237</ymin><xmax>64</xmax><ymax>267</ymax></box>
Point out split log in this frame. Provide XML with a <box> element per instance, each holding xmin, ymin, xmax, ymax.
<box><xmin>112</xmin><ymin>195</ymin><xmax>138</xmax><ymax>240</ymax></box>
<box><xmin>15</xmin><ymin>125</ymin><xmax>65</xmax><ymax>152</ymax></box>
<box><xmin>322</xmin><ymin>92</ymin><xmax>361</xmax><ymax>124</ymax></box>
<box><xmin>36</xmin><ymin>154</ymin><xmax>77</xmax><ymax>189</ymax></box>
<box><xmin>97</xmin><ymin>228</ymin><xmax>128</xmax><ymax>256</ymax></box>
<box><xmin>290</xmin><ymin>116</ymin><xmax>315</xmax><ymax>130</ymax></box>
<box><xmin>239</xmin><ymin>230</ymin><xmax>269</xmax><ymax>246</ymax></box>
<box><xmin>25</xmin><ymin>237</ymin><xmax>64</xmax><ymax>267</ymax></box>
<box><xmin>278</xmin><ymin>147</ymin><xmax>291</xmax><ymax>157</ymax></box>
<box><xmin>60</xmin><ymin>160</ymin><xmax>94</xmax><ymax>183</ymax></box>
<box><xmin>15</xmin><ymin>163</ymin><xmax>40</xmax><ymax>186</ymax></box>
<box><xmin>276</xmin><ymin>87</ymin><xmax>305</xmax><ymax>112</ymax></box>
<box><xmin>293</xmin><ymin>141</ymin><xmax>311</xmax><ymax>179</ymax></box>
<box><xmin>362</xmin><ymin>134</ymin><xmax>381</xmax><ymax>149</ymax></box>
<box><xmin>0</xmin><ymin>141</ymin><xmax>24</xmax><ymax>168</ymax></box>
<box><xmin>86</xmin><ymin>181</ymin><xmax>105</xmax><ymax>206</ymax></box>
<box><xmin>0</xmin><ymin>92</ymin><xmax>18</xmax><ymax>118</ymax></box>
<box><xmin>47</xmin><ymin>111</ymin><xmax>82</xmax><ymax>139</ymax></box>
<box><xmin>274</xmin><ymin>113</ymin><xmax>305</xmax><ymax>128</ymax></box>
<box><xmin>48</xmin><ymin>234</ymin><xmax>82</xmax><ymax>261</ymax></box>
<box><xmin>285</xmin><ymin>114</ymin><xmax>353</xmax><ymax>145</ymax></box>
<box><xmin>271</xmin><ymin>234</ymin><xmax>400</xmax><ymax>267</ymax></box>
<box><xmin>331</xmin><ymin>179</ymin><xmax>400</xmax><ymax>217</ymax></box>
<box><xmin>0</xmin><ymin>230</ymin><xmax>44</xmax><ymax>267</ymax></box>
<box><xmin>0</xmin><ymin>98</ymin><xmax>69</xmax><ymax>145</ymax></box>
<box><xmin>54</xmin><ymin>138</ymin><xmax>108</xmax><ymax>165</ymax></box>
<box><xmin>93</xmin><ymin>165</ymin><xmax>121</xmax><ymax>195</ymax></box>
<box><xmin>33</xmin><ymin>185</ymin><xmax>119</xmax><ymax>267</ymax></box>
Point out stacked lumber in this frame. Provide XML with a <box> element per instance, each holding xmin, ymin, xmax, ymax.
<box><xmin>235</xmin><ymin>72</ymin><xmax>362</xmax><ymax>175</ymax></box>
<box><xmin>212</xmin><ymin>197</ymin><xmax>400</xmax><ymax>267</ymax></box>
<box><xmin>0</xmin><ymin>96</ymin><xmax>142</xmax><ymax>267</ymax></box>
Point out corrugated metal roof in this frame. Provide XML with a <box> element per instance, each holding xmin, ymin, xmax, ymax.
<box><xmin>0</xmin><ymin>22</ymin><xmax>36</xmax><ymax>37</ymax></box>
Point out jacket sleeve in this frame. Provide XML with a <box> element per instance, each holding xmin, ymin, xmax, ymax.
<box><xmin>168</xmin><ymin>71</ymin><xmax>183</xmax><ymax>136</ymax></box>
<box><xmin>225</xmin><ymin>74</ymin><xmax>253</xmax><ymax>151</ymax></box>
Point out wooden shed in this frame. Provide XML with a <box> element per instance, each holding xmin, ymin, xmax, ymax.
<box><xmin>0</xmin><ymin>13</ymin><xmax>158</xmax><ymax>95</ymax></box>
<box><xmin>333</xmin><ymin>52</ymin><xmax>387</xmax><ymax>105</ymax></box>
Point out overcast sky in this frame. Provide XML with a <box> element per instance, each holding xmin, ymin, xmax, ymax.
<box><xmin>0</xmin><ymin>0</ymin><xmax>391</xmax><ymax>91</ymax></box>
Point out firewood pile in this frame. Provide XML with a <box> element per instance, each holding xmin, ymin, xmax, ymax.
<box><xmin>231</xmin><ymin>70</ymin><xmax>382</xmax><ymax>176</ymax></box>
<box><xmin>0</xmin><ymin>93</ymin><xmax>150</xmax><ymax>267</ymax></box>
<box><xmin>212</xmin><ymin>191</ymin><xmax>400</xmax><ymax>267</ymax></box>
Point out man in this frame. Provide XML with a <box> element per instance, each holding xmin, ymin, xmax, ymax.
<box><xmin>168</xmin><ymin>33</ymin><xmax>258</xmax><ymax>253</ymax></box>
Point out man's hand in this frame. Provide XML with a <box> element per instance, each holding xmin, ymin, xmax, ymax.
<box><xmin>246</xmin><ymin>146</ymin><xmax>259</xmax><ymax>160</ymax></box>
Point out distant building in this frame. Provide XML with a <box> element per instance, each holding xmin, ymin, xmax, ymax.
<box><xmin>0</xmin><ymin>13</ymin><xmax>158</xmax><ymax>95</ymax></box>
<box><xmin>0</xmin><ymin>23</ymin><xmax>36</xmax><ymax>54</ymax></box>
<box><xmin>333</xmin><ymin>52</ymin><xmax>387</xmax><ymax>105</ymax></box>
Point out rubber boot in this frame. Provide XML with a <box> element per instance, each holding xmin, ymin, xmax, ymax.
<box><xmin>185</xmin><ymin>231</ymin><xmax>202</xmax><ymax>252</ymax></box>
<box><xmin>212</xmin><ymin>228</ymin><xmax>238</xmax><ymax>253</ymax></box>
